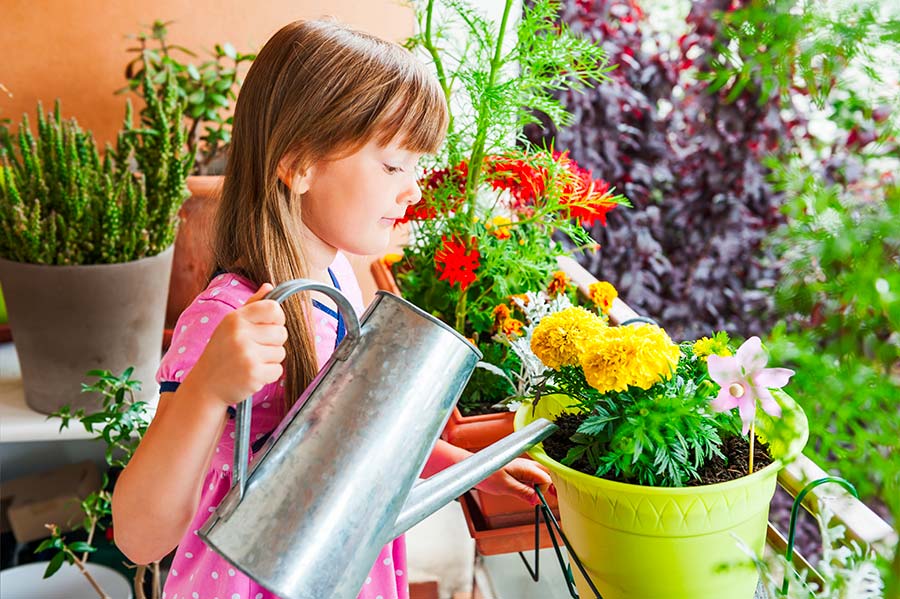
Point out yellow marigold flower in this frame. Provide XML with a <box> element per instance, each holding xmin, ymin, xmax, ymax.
<box><xmin>580</xmin><ymin>324</ymin><xmax>681</xmax><ymax>394</ymax></box>
<box><xmin>501</xmin><ymin>318</ymin><xmax>524</xmax><ymax>338</ymax></box>
<box><xmin>547</xmin><ymin>271</ymin><xmax>570</xmax><ymax>297</ymax></box>
<box><xmin>382</xmin><ymin>253</ymin><xmax>403</xmax><ymax>266</ymax></box>
<box><xmin>692</xmin><ymin>335</ymin><xmax>732</xmax><ymax>360</ymax></box>
<box><xmin>588</xmin><ymin>281</ymin><xmax>618</xmax><ymax>314</ymax></box>
<box><xmin>486</xmin><ymin>216</ymin><xmax>512</xmax><ymax>240</ymax></box>
<box><xmin>531</xmin><ymin>307</ymin><xmax>606</xmax><ymax>370</ymax></box>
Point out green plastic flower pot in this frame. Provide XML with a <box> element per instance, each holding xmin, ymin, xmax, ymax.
<box><xmin>514</xmin><ymin>392</ymin><xmax>807</xmax><ymax>599</ymax></box>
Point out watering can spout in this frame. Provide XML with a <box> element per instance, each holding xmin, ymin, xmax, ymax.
<box><xmin>391</xmin><ymin>418</ymin><xmax>558</xmax><ymax>538</ymax></box>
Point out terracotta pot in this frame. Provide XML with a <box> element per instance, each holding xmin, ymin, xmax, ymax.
<box><xmin>470</xmin><ymin>488</ymin><xmax>559</xmax><ymax>529</ymax></box>
<box><xmin>459</xmin><ymin>490</ymin><xmax>558</xmax><ymax>556</ymax></box>
<box><xmin>166</xmin><ymin>175</ymin><xmax>224</xmax><ymax>328</ymax></box>
<box><xmin>0</xmin><ymin>247</ymin><xmax>173</xmax><ymax>414</ymax></box>
<box><xmin>441</xmin><ymin>408</ymin><xmax>515</xmax><ymax>452</ymax></box>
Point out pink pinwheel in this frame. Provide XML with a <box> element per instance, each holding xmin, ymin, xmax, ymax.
<box><xmin>707</xmin><ymin>336</ymin><xmax>794</xmax><ymax>435</ymax></box>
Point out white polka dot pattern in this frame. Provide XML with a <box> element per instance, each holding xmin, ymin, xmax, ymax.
<box><xmin>159</xmin><ymin>257</ymin><xmax>402</xmax><ymax>599</ymax></box>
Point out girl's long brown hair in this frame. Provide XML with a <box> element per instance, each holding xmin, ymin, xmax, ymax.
<box><xmin>213</xmin><ymin>20</ymin><xmax>448</xmax><ymax>414</ymax></box>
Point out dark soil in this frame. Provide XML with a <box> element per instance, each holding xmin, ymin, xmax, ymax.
<box><xmin>542</xmin><ymin>412</ymin><xmax>773</xmax><ymax>486</ymax></box>
<box><xmin>459</xmin><ymin>403</ymin><xmax>510</xmax><ymax>416</ymax></box>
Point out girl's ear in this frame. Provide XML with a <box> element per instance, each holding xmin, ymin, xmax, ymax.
<box><xmin>277</xmin><ymin>156</ymin><xmax>313</xmax><ymax>195</ymax></box>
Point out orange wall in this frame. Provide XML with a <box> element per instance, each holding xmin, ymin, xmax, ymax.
<box><xmin>1</xmin><ymin>0</ymin><xmax>415</xmax><ymax>303</ymax></box>
<box><xmin>1</xmin><ymin>0</ymin><xmax>415</xmax><ymax>147</ymax></box>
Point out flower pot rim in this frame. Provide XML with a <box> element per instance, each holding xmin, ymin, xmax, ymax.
<box><xmin>514</xmin><ymin>394</ymin><xmax>789</xmax><ymax>496</ymax></box>
<box><xmin>0</xmin><ymin>243</ymin><xmax>175</xmax><ymax>270</ymax></box>
<box><xmin>450</xmin><ymin>406</ymin><xmax>516</xmax><ymax>424</ymax></box>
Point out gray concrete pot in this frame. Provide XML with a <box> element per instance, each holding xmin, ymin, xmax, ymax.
<box><xmin>0</xmin><ymin>246</ymin><xmax>173</xmax><ymax>414</ymax></box>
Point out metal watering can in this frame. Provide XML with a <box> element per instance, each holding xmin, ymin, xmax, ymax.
<box><xmin>198</xmin><ymin>280</ymin><xmax>557</xmax><ymax>599</ymax></box>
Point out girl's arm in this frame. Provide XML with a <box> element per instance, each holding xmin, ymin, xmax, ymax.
<box><xmin>422</xmin><ymin>439</ymin><xmax>552</xmax><ymax>506</ymax></box>
<box><xmin>112</xmin><ymin>284</ymin><xmax>287</xmax><ymax>564</ymax></box>
<box><xmin>112</xmin><ymin>384</ymin><xmax>228</xmax><ymax>564</ymax></box>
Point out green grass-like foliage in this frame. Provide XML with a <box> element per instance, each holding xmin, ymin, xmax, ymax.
<box><xmin>0</xmin><ymin>61</ymin><xmax>191</xmax><ymax>265</ymax></box>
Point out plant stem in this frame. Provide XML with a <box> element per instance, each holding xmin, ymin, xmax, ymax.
<box><xmin>66</xmin><ymin>550</ymin><xmax>110</xmax><ymax>599</ymax></box>
<box><xmin>82</xmin><ymin>519</ymin><xmax>96</xmax><ymax>563</ymax></box>
<box><xmin>135</xmin><ymin>564</ymin><xmax>147</xmax><ymax>599</ymax></box>
<box><xmin>464</xmin><ymin>0</ymin><xmax>515</xmax><ymax>224</ymax></box>
<box><xmin>455</xmin><ymin>0</ymin><xmax>515</xmax><ymax>332</ymax></box>
<box><xmin>455</xmin><ymin>291</ymin><xmax>468</xmax><ymax>333</ymax></box>
<box><xmin>424</xmin><ymin>0</ymin><xmax>454</xmax><ymax>135</ymax></box>
<box><xmin>152</xmin><ymin>560</ymin><xmax>161</xmax><ymax>599</ymax></box>
<box><xmin>749</xmin><ymin>420</ymin><xmax>755</xmax><ymax>474</ymax></box>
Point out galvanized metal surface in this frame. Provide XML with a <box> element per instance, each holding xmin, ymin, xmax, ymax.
<box><xmin>199</xmin><ymin>282</ymin><xmax>555</xmax><ymax>599</ymax></box>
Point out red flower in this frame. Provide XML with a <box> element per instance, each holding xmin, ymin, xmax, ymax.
<box><xmin>435</xmin><ymin>236</ymin><xmax>480</xmax><ymax>291</ymax></box>
<box><xmin>483</xmin><ymin>155</ymin><xmax>547</xmax><ymax>210</ymax></box>
<box><xmin>397</xmin><ymin>162</ymin><xmax>469</xmax><ymax>225</ymax></box>
<box><xmin>556</xmin><ymin>153</ymin><xmax>617</xmax><ymax>227</ymax></box>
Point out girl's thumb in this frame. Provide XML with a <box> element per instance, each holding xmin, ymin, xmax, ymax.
<box><xmin>246</xmin><ymin>283</ymin><xmax>275</xmax><ymax>304</ymax></box>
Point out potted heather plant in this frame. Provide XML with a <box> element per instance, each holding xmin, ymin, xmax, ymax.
<box><xmin>117</xmin><ymin>20</ymin><xmax>256</xmax><ymax>328</ymax></box>
<box><xmin>374</xmin><ymin>0</ymin><xmax>628</xmax><ymax>439</ymax></box>
<box><xmin>0</xmin><ymin>61</ymin><xmax>191</xmax><ymax>414</ymax></box>
<box><xmin>513</xmin><ymin>288</ymin><xmax>808</xmax><ymax>599</ymax></box>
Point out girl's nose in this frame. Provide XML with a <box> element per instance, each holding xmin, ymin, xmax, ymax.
<box><xmin>399</xmin><ymin>177</ymin><xmax>422</xmax><ymax>206</ymax></box>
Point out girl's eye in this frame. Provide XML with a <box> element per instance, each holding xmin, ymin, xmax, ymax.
<box><xmin>383</xmin><ymin>164</ymin><xmax>403</xmax><ymax>174</ymax></box>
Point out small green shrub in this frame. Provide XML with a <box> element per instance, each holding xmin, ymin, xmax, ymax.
<box><xmin>0</xmin><ymin>60</ymin><xmax>191</xmax><ymax>265</ymax></box>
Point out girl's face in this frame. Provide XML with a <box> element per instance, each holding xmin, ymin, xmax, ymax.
<box><xmin>299</xmin><ymin>139</ymin><xmax>423</xmax><ymax>258</ymax></box>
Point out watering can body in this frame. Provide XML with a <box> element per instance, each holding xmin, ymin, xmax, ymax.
<box><xmin>198</xmin><ymin>281</ymin><xmax>556</xmax><ymax>599</ymax></box>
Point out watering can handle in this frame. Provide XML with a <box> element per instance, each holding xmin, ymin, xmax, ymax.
<box><xmin>232</xmin><ymin>279</ymin><xmax>361</xmax><ymax>497</ymax></box>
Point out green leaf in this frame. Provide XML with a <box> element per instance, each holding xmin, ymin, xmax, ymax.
<box><xmin>186</xmin><ymin>64</ymin><xmax>201</xmax><ymax>81</ymax></box>
<box><xmin>68</xmin><ymin>542</ymin><xmax>96</xmax><ymax>553</ymax></box>
<box><xmin>44</xmin><ymin>551</ymin><xmax>65</xmax><ymax>578</ymax></box>
<box><xmin>222</xmin><ymin>42</ymin><xmax>237</xmax><ymax>60</ymax></box>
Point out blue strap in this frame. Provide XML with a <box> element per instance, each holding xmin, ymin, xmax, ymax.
<box><xmin>310</xmin><ymin>268</ymin><xmax>345</xmax><ymax>347</ymax></box>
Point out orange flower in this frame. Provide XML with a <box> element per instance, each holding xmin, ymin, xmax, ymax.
<box><xmin>555</xmin><ymin>151</ymin><xmax>617</xmax><ymax>227</ymax></box>
<box><xmin>492</xmin><ymin>304</ymin><xmax>511</xmax><ymax>329</ymax></box>
<box><xmin>434</xmin><ymin>236</ymin><xmax>480</xmax><ymax>291</ymax></box>
<box><xmin>501</xmin><ymin>318</ymin><xmax>524</xmax><ymax>338</ymax></box>
<box><xmin>589</xmin><ymin>281</ymin><xmax>618</xmax><ymax>315</ymax></box>
<box><xmin>547</xmin><ymin>271</ymin><xmax>570</xmax><ymax>297</ymax></box>
<box><xmin>382</xmin><ymin>253</ymin><xmax>403</xmax><ymax>267</ymax></box>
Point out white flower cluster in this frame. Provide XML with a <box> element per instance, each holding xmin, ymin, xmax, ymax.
<box><xmin>476</xmin><ymin>290</ymin><xmax>573</xmax><ymax>409</ymax></box>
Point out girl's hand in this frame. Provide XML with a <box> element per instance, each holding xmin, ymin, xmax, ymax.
<box><xmin>187</xmin><ymin>283</ymin><xmax>288</xmax><ymax>407</ymax></box>
<box><xmin>475</xmin><ymin>457</ymin><xmax>553</xmax><ymax>506</ymax></box>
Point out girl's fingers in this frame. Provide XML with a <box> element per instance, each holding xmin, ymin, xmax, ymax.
<box><xmin>246</xmin><ymin>283</ymin><xmax>275</xmax><ymax>304</ymax></box>
<box><xmin>252</xmin><ymin>324</ymin><xmax>289</xmax><ymax>346</ymax></box>
<box><xmin>503</xmin><ymin>475</ymin><xmax>541</xmax><ymax>506</ymax></box>
<box><xmin>242</xmin><ymin>299</ymin><xmax>286</xmax><ymax>325</ymax></box>
<box><xmin>256</xmin><ymin>344</ymin><xmax>287</xmax><ymax>364</ymax></box>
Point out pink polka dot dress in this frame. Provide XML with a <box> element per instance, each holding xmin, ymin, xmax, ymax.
<box><xmin>157</xmin><ymin>252</ymin><xmax>408</xmax><ymax>599</ymax></box>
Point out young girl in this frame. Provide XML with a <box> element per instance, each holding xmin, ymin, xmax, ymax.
<box><xmin>112</xmin><ymin>19</ymin><xmax>551</xmax><ymax>599</ymax></box>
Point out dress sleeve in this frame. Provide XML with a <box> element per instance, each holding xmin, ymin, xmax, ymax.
<box><xmin>157</xmin><ymin>297</ymin><xmax>240</xmax><ymax>393</ymax></box>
